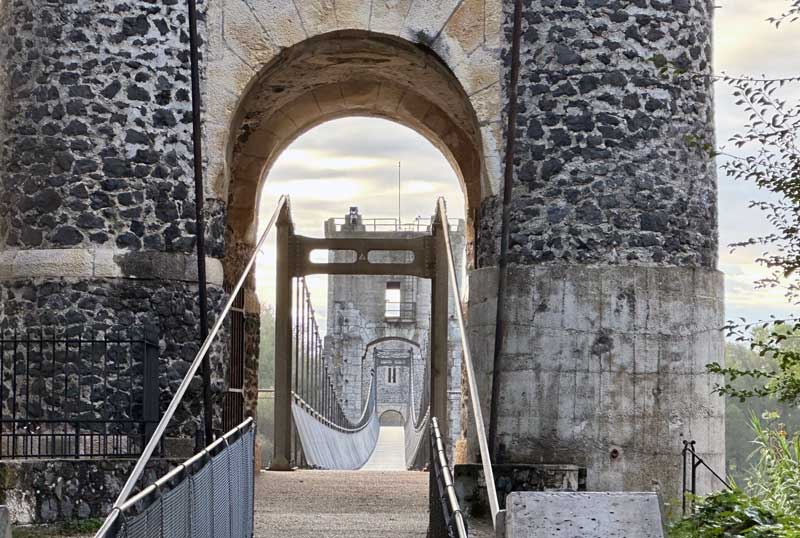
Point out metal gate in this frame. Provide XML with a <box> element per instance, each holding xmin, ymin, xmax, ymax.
<box><xmin>223</xmin><ymin>285</ymin><xmax>245</xmax><ymax>432</ymax></box>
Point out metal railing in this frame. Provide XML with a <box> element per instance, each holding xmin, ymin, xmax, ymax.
<box><xmin>682</xmin><ymin>440</ymin><xmax>732</xmax><ymax>515</ymax></box>
<box><xmin>291</xmin><ymin>369</ymin><xmax>379</xmax><ymax>470</ymax></box>
<box><xmin>112</xmin><ymin>418</ymin><xmax>254</xmax><ymax>538</ymax></box>
<box><xmin>437</xmin><ymin>197</ymin><xmax>502</xmax><ymax>530</ymax></box>
<box><xmin>94</xmin><ymin>195</ymin><xmax>290</xmax><ymax>538</ymax></box>
<box><xmin>404</xmin><ymin>346</ymin><xmax>430</xmax><ymax>469</ymax></box>
<box><xmin>384</xmin><ymin>301</ymin><xmax>416</xmax><ymax>322</ymax></box>
<box><xmin>431</xmin><ymin>417</ymin><xmax>468</xmax><ymax>538</ymax></box>
<box><xmin>332</xmin><ymin>216</ymin><xmax>461</xmax><ymax>233</ymax></box>
<box><xmin>0</xmin><ymin>329</ymin><xmax>159</xmax><ymax>459</ymax></box>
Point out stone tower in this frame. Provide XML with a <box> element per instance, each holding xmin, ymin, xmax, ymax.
<box><xmin>323</xmin><ymin>208</ymin><xmax>466</xmax><ymax>451</ymax></box>
<box><xmin>0</xmin><ymin>1</ymin><xmax>229</xmax><ymax>442</ymax></box>
<box><xmin>469</xmin><ymin>0</ymin><xmax>723</xmax><ymax>498</ymax></box>
<box><xmin>0</xmin><ymin>0</ymin><xmax>722</xmax><ymax>518</ymax></box>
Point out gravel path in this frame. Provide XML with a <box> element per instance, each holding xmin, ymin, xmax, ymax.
<box><xmin>254</xmin><ymin>470</ymin><xmax>429</xmax><ymax>537</ymax></box>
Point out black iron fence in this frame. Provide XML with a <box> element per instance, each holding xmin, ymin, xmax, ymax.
<box><xmin>682</xmin><ymin>439</ymin><xmax>732</xmax><ymax>515</ymax></box>
<box><xmin>0</xmin><ymin>329</ymin><xmax>159</xmax><ymax>459</ymax></box>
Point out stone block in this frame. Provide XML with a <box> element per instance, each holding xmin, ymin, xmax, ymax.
<box><xmin>369</xmin><ymin>0</ymin><xmax>412</xmax><ymax>35</ymax></box>
<box><xmin>505</xmin><ymin>492</ymin><xmax>665</xmax><ymax>538</ymax></box>
<box><xmin>13</xmin><ymin>249</ymin><xmax>93</xmax><ymax>279</ymax></box>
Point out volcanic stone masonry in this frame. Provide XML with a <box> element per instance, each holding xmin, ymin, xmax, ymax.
<box><xmin>469</xmin><ymin>0</ymin><xmax>722</xmax><ymax>501</ymax></box>
<box><xmin>0</xmin><ymin>0</ymin><xmax>723</xmax><ymax>521</ymax></box>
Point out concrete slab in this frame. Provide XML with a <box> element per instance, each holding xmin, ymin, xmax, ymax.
<box><xmin>505</xmin><ymin>492</ymin><xmax>665</xmax><ymax>538</ymax></box>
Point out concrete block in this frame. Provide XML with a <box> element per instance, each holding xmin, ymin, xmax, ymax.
<box><xmin>93</xmin><ymin>248</ymin><xmax>123</xmax><ymax>278</ymax></box>
<box><xmin>505</xmin><ymin>492</ymin><xmax>665</xmax><ymax>538</ymax></box>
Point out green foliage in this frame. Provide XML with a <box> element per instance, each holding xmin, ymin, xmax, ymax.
<box><xmin>259</xmin><ymin>305</ymin><xmax>276</xmax><ymax>389</ymax></box>
<box><xmin>668</xmin><ymin>490</ymin><xmax>800</xmax><ymax>538</ymax></box>
<box><xmin>747</xmin><ymin>416</ymin><xmax>800</xmax><ymax>514</ymax></box>
<box><xmin>672</xmin><ymin>417</ymin><xmax>800</xmax><ymax>537</ymax></box>
<box><xmin>723</xmin><ymin>339</ymin><xmax>800</xmax><ymax>484</ymax></box>
<box><xmin>709</xmin><ymin>323</ymin><xmax>800</xmax><ymax>405</ymax></box>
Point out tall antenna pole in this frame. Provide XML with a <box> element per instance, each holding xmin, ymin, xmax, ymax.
<box><xmin>398</xmin><ymin>160</ymin><xmax>401</xmax><ymax>227</ymax></box>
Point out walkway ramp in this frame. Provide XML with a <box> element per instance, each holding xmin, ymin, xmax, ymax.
<box><xmin>361</xmin><ymin>426</ymin><xmax>406</xmax><ymax>470</ymax></box>
<box><xmin>254</xmin><ymin>470</ymin><xmax>428</xmax><ymax>538</ymax></box>
<box><xmin>505</xmin><ymin>492</ymin><xmax>665</xmax><ymax>538</ymax></box>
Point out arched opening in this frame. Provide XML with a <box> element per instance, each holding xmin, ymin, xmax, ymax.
<box><xmin>224</xmin><ymin>32</ymin><xmax>485</xmax><ymax>469</ymax></box>
<box><xmin>380</xmin><ymin>410</ymin><xmax>404</xmax><ymax>427</ymax></box>
<box><xmin>222</xmin><ymin>30</ymin><xmax>486</xmax><ymax>267</ymax></box>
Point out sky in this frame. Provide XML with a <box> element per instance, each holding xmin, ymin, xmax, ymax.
<box><xmin>255</xmin><ymin>0</ymin><xmax>800</xmax><ymax>330</ymax></box>
<box><xmin>255</xmin><ymin>120</ymin><xmax>464</xmax><ymax>330</ymax></box>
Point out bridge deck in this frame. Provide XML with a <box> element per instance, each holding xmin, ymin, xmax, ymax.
<box><xmin>360</xmin><ymin>426</ymin><xmax>406</xmax><ymax>470</ymax></box>
<box><xmin>254</xmin><ymin>470</ymin><xmax>429</xmax><ymax>538</ymax></box>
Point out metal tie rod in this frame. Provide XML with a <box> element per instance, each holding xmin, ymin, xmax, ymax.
<box><xmin>94</xmin><ymin>196</ymin><xmax>289</xmax><ymax>538</ymax></box>
<box><xmin>437</xmin><ymin>197</ymin><xmax>503</xmax><ymax>528</ymax></box>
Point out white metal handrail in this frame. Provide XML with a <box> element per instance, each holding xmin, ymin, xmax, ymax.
<box><xmin>437</xmin><ymin>197</ymin><xmax>502</xmax><ymax>529</ymax></box>
<box><xmin>94</xmin><ymin>196</ymin><xmax>290</xmax><ymax>538</ymax></box>
<box><xmin>431</xmin><ymin>417</ymin><xmax>468</xmax><ymax>538</ymax></box>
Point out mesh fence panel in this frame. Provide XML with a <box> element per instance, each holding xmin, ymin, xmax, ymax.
<box><xmin>212</xmin><ymin>445</ymin><xmax>232</xmax><ymax>538</ymax></box>
<box><xmin>162</xmin><ymin>479</ymin><xmax>190</xmax><ymax>538</ymax></box>
<box><xmin>145</xmin><ymin>496</ymin><xmax>162</xmax><ymax>538</ymax></box>
<box><xmin>229</xmin><ymin>440</ymin><xmax>244</xmax><ymax>538</ymax></box>
<box><xmin>116</xmin><ymin>423</ymin><xmax>254</xmax><ymax>538</ymax></box>
<box><xmin>191</xmin><ymin>463</ymin><xmax>213</xmax><ymax>538</ymax></box>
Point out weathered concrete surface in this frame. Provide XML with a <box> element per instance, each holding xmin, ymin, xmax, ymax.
<box><xmin>361</xmin><ymin>427</ymin><xmax>406</xmax><ymax>471</ymax></box>
<box><xmin>292</xmin><ymin>402</ymin><xmax>379</xmax><ymax>470</ymax></box>
<box><xmin>254</xmin><ymin>470</ymin><xmax>428</xmax><ymax>538</ymax></box>
<box><xmin>505</xmin><ymin>492</ymin><xmax>665</xmax><ymax>538</ymax></box>
<box><xmin>455</xmin><ymin>463</ymin><xmax>584</xmax><ymax>522</ymax></box>
<box><xmin>466</xmin><ymin>265</ymin><xmax>725</xmax><ymax>503</ymax></box>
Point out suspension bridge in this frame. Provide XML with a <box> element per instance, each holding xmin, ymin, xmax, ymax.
<box><xmin>88</xmin><ymin>197</ymin><xmax>491</xmax><ymax>538</ymax></box>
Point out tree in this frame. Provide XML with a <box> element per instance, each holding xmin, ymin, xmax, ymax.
<box><xmin>258</xmin><ymin>305</ymin><xmax>276</xmax><ymax>389</ymax></box>
<box><xmin>703</xmin><ymin>2</ymin><xmax>800</xmax><ymax>404</ymax></box>
<box><xmin>723</xmin><ymin>338</ymin><xmax>800</xmax><ymax>485</ymax></box>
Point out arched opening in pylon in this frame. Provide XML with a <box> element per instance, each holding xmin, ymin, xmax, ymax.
<box><xmin>220</xmin><ymin>30</ymin><xmax>483</xmax><ymax>470</ymax></box>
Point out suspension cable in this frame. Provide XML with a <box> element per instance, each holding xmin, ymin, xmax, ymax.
<box><xmin>437</xmin><ymin>197</ymin><xmax>502</xmax><ymax>527</ymax></box>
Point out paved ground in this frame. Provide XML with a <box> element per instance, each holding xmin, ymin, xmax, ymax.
<box><xmin>254</xmin><ymin>470</ymin><xmax>429</xmax><ymax>537</ymax></box>
<box><xmin>361</xmin><ymin>426</ymin><xmax>406</xmax><ymax>470</ymax></box>
<box><xmin>253</xmin><ymin>426</ymin><xmax>495</xmax><ymax>538</ymax></box>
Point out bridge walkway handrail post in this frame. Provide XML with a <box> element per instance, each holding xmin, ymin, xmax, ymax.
<box><xmin>93</xmin><ymin>195</ymin><xmax>290</xmax><ymax>538</ymax></box>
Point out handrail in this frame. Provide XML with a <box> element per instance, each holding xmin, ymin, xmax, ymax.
<box><xmin>431</xmin><ymin>417</ymin><xmax>468</xmax><ymax>538</ymax></box>
<box><xmin>437</xmin><ymin>197</ymin><xmax>502</xmax><ymax>528</ymax></box>
<box><xmin>117</xmin><ymin>418</ymin><xmax>254</xmax><ymax>513</ymax></box>
<box><xmin>291</xmin><ymin>369</ymin><xmax>377</xmax><ymax>434</ymax></box>
<box><xmin>94</xmin><ymin>195</ymin><xmax>290</xmax><ymax>538</ymax></box>
<box><xmin>682</xmin><ymin>439</ymin><xmax>732</xmax><ymax>515</ymax></box>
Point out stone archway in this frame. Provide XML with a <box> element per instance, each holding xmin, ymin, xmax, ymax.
<box><xmin>217</xmin><ymin>30</ymin><xmax>490</xmax><ymax>433</ymax></box>
<box><xmin>223</xmin><ymin>30</ymin><xmax>488</xmax><ymax>258</ymax></box>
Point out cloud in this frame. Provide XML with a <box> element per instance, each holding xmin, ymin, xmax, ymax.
<box><xmin>254</xmin><ymin>117</ymin><xmax>465</xmax><ymax>325</ymax></box>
